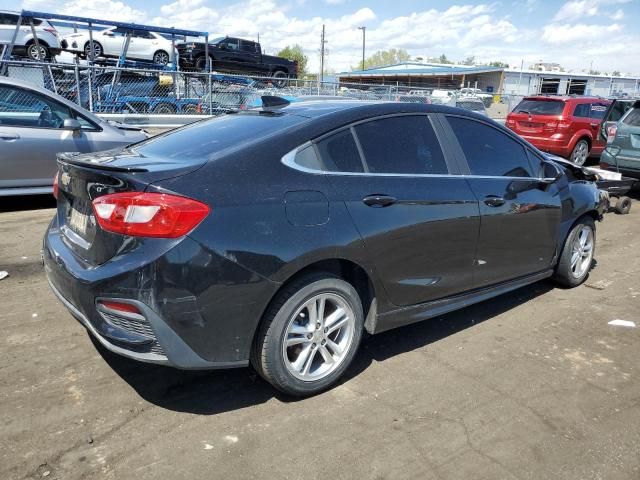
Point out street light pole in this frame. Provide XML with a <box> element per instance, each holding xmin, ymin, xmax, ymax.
<box><xmin>358</xmin><ymin>26</ymin><xmax>366</xmax><ymax>71</ymax></box>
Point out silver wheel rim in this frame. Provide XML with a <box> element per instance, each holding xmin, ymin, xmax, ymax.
<box><xmin>86</xmin><ymin>43</ymin><xmax>101</xmax><ymax>57</ymax></box>
<box><xmin>282</xmin><ymin>293</ymin><xmax>355</xmax><ymax>382</ymax></box>
<box><xmin>29</xmin><ymin>45</ymin><xmax>46</xmax><ymax>60</ymax></box>
<box><xmin>154</xmin><ymin>52</ymin><xmax>169</xmax><ymax>64</ymax></box>
<box><xmin>570</xmin><ymin>226</ymin><xmax>594</xmax><ymax>278</ymax></box>
<box><xmin>572</xmin><ymin>142</ymin><xmax>588</xmax><ymax>166</ymax></box>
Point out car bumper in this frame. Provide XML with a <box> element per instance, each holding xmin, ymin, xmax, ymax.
<box><xmin>516</xmin><ymin>134</ymin><xmax>573</xmax><ymax>157</ymax></box>
<box><xmin>43</xmin><ymin>215</ymin><xmax>279</xmax><ymax>369</ymax></box>
<box><xmin>601</xmin><ymin>150</ymin><xmax>640</xmax><ymax>180</ymax></box>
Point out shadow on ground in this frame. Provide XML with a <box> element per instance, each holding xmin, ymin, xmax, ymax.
<box><xmin>93</xmin><ymin>281</ymin><xmax>553</xmax><ymax>416</ymax></box>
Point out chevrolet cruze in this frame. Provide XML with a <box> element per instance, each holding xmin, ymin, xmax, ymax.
<box><xmin>44</xmin><ymin>100</ymin><xmax>606</xmax><ymax>396</ymax></box>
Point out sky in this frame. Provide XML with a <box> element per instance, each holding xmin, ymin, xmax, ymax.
<box><xmin>7</xmin><ymin>0</ymin><xmax>640</xmax><ymax>74</ymax></box>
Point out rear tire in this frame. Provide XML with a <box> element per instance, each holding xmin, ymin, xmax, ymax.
<box><xmin>152</xmin><ymin>103</ymin><xmax>176</xmax><ymax>114</ymax></box>
<box><xmin>271</xmin><ymin>70</ymin><xmax>288</xmax><ymax>88</ymax></box>
<box><xmin>251</xmin><ymin>273</ymin><xmax>364</xmax><ymax>397</ymax></box>
<box><xmin>153</xmin><ymin>50</ymin><xmax>170</xmax><ymax>65</ymax></box>
<box><xmin>570</xmin><ymin>139</ymin><xmax>590</xmax><ymax>166</ymax></box>
<box><xmin>553</xmin><ymin>217</ymin><xmax>596</xmax><ymax>287</ymax></box>
<box><xmin>84</xmin><ymin>41</ymin><xmax>103</xmax><ymax>59</ymax></box>
<box><xmin>27</xmin><ymin>43</ymin><xmax>49</xmax><ymax>61</ymax></box>
<box><xmin>195</xmin><ymin>55</ymin><xmax>211</xmax><ymax>71</ymax></box>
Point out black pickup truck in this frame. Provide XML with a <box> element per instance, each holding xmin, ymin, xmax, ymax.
<box><xmin>177</xmin><ymin>37</ymin><xmax>297</xmax><ymax>82</ymax></box>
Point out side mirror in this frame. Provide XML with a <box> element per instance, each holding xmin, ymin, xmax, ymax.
<box><xmin>63</xmin><ymin>118</ymin><xmax>82</xmax><ymax>131</ymax></box>
<box><xmin>540</xmin><ymin>161</ymin><xmax>563</xmax><ymax>184</ymax></box>
<box><xmin>104</xmin><ymin>31</ymin><xmax>114</xmax><ymax>37</ymax></box>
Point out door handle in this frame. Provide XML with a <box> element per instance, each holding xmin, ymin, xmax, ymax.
<box><xmin>362</xmin><ymin>194</ymin><xmax>397</xmax><ymax>208</ymax></box>
<box><xmin>0</xmin><ymin>133</ymin><xmax>19</xmax><ymax>141</ymax></box>
<box><xmin>483</xmin><ymin>195</ymin><xmax>505</xmax><ymax>207</ymax></box>
<box><xmin>590</xmin><ymin>123</ymin><xmax>599</xmax><ymax>128</ymax></box>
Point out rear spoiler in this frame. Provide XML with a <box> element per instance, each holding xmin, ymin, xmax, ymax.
<box><xmin>57</xmin><ymin>152</ymin><xmax>149</xmax><ymax>173</ymax></box>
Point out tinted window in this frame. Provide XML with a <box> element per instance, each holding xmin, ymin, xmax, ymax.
<box><xmin>316</xmin><ymin>129</ymin><xmax>364</xmax><ymax>173</ymax></box>
<box><xmin>240</xmin><ymin>41</ymin><xmax>257</xmax><ymax>53</ymax></box>
<box><xmin>133</xmin><ymin>112</ymin><xmax>306</xmax><ymax>162</ymax></box>
<box><xmin>448</xmin><ymin>116</ymin><xmax>533</xmax><ymax>177</ymax></box>
<box><xmin>623</xmin><ymin>108</ymin><xmax>640</xmax><ymax>127</ymax></box>
<box><xmin>513</xmin><ymin>99</ymin><xmax>564</xmax><ymax>115</ymax></box>
<box><xmin>354</xmin><ymin>116</ymin><xmax>448</xmax><ymax>174</ymax></box>
<box><xmin>294</xmin><ymin>145</ymin><xmax>324</xmax><ymax>170</ymax></box>
<box><xmin>223</xmin><ymin>39</ymin><xmax>240</xmax><ymax>51</ymax></box>
<box><xmin>573</xmin><ymin>103</ymin><xmax>590</xmax><ymax>118</ymax></box>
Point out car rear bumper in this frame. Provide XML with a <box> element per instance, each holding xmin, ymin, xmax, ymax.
<box><xmin>515</xmin><ymin>134</ymin><xmax>573</xmax><ymax>157</ymax></box>
<box><xmin>43</xmin><ymin>215</ymin><xmax>278</xmax><ymax>369</ymax></box>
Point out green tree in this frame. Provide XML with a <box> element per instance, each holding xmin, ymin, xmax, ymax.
<box><xmin>488</xmin><ymin>60</ymin><xmax>510</xmax><ymax>68</ymax></box>
<box><xmin>352</xmin><ymin>48</ymin><xmax>411</xmax><ymax>70</ymax></box>
<box><xmin>438</xmin><ymin>54</ymin><xmax>453</xmax><ymax>64</ymax></box>
<box><xmin>462</xmin><ymin>56</ymin><xmax>475</xmax><ymax>66</ymax></box>
<box><xmin>277</xmin><ymin>44</ymin><xmax>308</xmax><ymax>77</ymax></box>
<box><xmin>612</xmin><ymin>70</ymin><xmax>621</xmax><ymax>76</ymax></box>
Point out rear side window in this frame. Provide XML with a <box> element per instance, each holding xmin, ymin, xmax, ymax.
<box><xmin>623</xmin><ymin>108</ymin><xmax>640</xmax><ymax>127</ymax></box>
<box><xmin>513</xmin><ymin>99</ymin><xmax>564</xmax><ymax>115</ymax></box>
<box><xmin>589</xmin><ymin>103</ymin><xmax>608</xmax><ymax>120</ymax></box>
<box><xmin>447</xmin><ymin>116</ymin><xmax>533</xmax><ymax>178</ymax></box>
<box><xmin>133</xmin><ymin>112</ymin><xmax>306</xmax><ymax>163</ymax></box>
<box><xmin>573</xmin><ymin>103</ymin><xmax>590</xmax><ymax>118</ymax></box>
<box><xmin>354</xmin><ymin>116</ymin><xmax>448</xmax><ymax>174</ymax></box>
<box><xmin>316</xmin><ymin>129</ymin><xmax>365</xmax><ymax>173</ymax></box>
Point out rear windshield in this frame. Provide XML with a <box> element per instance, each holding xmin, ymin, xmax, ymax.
<box><xmin>513</xmin><ymin>99</ymin><xmax>565</xmax><ymax>115</ymax></box>
<box><xmin>132</xmin><ymin>112</ymin><xmax>306</xmax><ymax>162</ymax></box>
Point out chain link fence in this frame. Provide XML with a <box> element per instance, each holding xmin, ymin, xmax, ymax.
<box><xmin>1</xmin><ymin>59</ymin><xmax>523</xmax><ymax>121</ymax></box>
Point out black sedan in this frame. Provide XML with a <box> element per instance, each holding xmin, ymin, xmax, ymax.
<box><xmin>44</xmin><ymin>100</ymin><xmax>606</xmax><ymax>396</ymax></box>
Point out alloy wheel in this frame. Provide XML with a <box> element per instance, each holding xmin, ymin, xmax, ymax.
<box><xmin>85</xmin><ymin>42</ymin><xmax>102</xmax><ymax>58</ymax></box>
<box><xmin>572</xmin><ymin>141</ymin><xmax>589</xmax><ymax>166</ymax></box>
<box><xmin>154</xmin><ymin>51</ymin><xmax>170</xmax><ymax>65</ymax></box>
<box><xmin>282</xmin><ymin>293</ymin><xmax>355</xmax><ymax>381</ymax></box>
<box><xmin>28</xmin><ymin>45</ymin><xmax>47</xmax><ymax>61</ymax></box>
<box><xmin>570</xmin><ymin>226</ymin><xmax>594</xmax><ymax>278</ymax></box>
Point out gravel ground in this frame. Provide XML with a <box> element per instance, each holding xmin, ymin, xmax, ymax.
<box><xmin>1</xmin><ymin>192</ymin><xmax>639</xmax><ymax>480</ymax></box>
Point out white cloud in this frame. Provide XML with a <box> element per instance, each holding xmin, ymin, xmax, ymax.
<box><xmin>553</xmin><ymin>1</ymin><xmax>599</xmax><ymax>21</ymax></box>
<box><xmin>542</xmin><ymin>22</ymin><xmax>622</xmax><ymax>44</ymax></box>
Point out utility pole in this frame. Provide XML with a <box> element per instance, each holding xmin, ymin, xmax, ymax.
<box><xmin>319</xmin><ymin>24</ymin><xmax>326</xmax><ymax>90</ymax></box>
<box><xmin>358</xmin><ymin>26</ymin><xmax>366</xmax><ymax>71</ymax></box>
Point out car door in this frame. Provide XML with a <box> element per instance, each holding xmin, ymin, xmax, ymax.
<box><xmin>589</xmin><ymin>101</ymin><xmax>611</xmax><ymax>155</ymax></box>
<box><xmin>217</xmin><ymin>38</ymin><xmax>241</xmax><ymax>70</ymax></box>
<box><xmin>100</xmin><ymin>27</ymin><xmax>125</xmax><ymax>57</ymax></box>
<box><xmin>443</xmin><ymin>115</ymin><xmax>562</xmax><ymax>288</ymax></box>
<box><xmin>0</xmin><ymin>13</ymin><xmax>13</xmax><ymax>46</ymax></box>
<box><xmin>316</xmin><ymin>114</ymin><xmax>480</xmax><ymax>307</ymax></box>
<box><xmin>0</xmin><ymin>84</ymin><xmax>106</xmax><ymax>189</ymax></box>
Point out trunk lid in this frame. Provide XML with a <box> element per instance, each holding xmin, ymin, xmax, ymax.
<box><xmin>56</xmin><ymin>147</ymin><xmax>206</xmax><ymax>265</ymax></box>
<box><xmin>507</xmin><ymin>98</ymin><xmax>567</xmax><ymax>135</ymax></box>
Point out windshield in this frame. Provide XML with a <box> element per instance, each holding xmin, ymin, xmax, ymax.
<box><xmin>132</xmin><ymin>112</ymin><xmax>307</xmax><ymax>162</ymax></box>
<box><xmin>513</xmin><ymin>99</ymin><xmax>565</xmax><ymax>115</ymax></box>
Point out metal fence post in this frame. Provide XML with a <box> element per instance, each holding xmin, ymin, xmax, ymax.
<box><xmin>87</xmin><ymin>22</ymin><xmax>95</xmax><ymax>112</ymax></box>
<box><xmin>74</xmin><ymin>63</ymin><xmax>81</xmax><ymax>106</ymax></box>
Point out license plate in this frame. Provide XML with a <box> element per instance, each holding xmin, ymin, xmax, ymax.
<box><xmin>68</xmin><ymin>201</ymin><xmax>91</xmax><ymax>236</ymax></box>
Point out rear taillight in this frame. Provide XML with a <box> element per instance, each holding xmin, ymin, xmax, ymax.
<box><xmin>44</xmin><ymin>27</ymin><xmax>58</xmax><ymax>36</ymax></box>
<box><xmin>92</xmin><ymin>192</ymin><xmax>210</xmax><ymax>238</ymax></box>
<box><xmin>607</xmin><ymin>124</ymin><xmax>617</xmax><ymax>143</ymax></box>
<box><xmin>52</xmin><ymin>173</ymin><xmax>59</xmax><ymax>199</ymax></box>
<box><xmin>506</xmin><ymin>117</ymin><xmax>515</xmax><ymax>127</ymax></box>
<box><xmin>196</xmin><ymin>103</ymin><xmax>202</xmax><ymax>113</ymax></box>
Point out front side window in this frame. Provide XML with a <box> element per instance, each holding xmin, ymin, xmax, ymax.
<box><xmin>0</xmin><ymin>86</ymin><xmax>73</xmax><ymax>129</ymax></box>
<box><xmin>223</xmin><ymin>39</ymin><xmax>239</xmax><ymax>51</ymax></box>
<box><xmin>447</xmin><ymin>116</ymin><xmax>534</xmax><ymax>178</ymax></box>
<box><xmin>354</xmin><ymin>116</ymin><xmax>448</xmax><ymax>174</ymax></box>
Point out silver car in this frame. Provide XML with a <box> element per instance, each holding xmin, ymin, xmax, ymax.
<box><xmin>0</xmin><ymin>77</ymin><xmax>147</xmax><ymax>196</ymax></box>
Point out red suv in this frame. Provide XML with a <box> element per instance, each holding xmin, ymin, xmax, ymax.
<box><xmin>506</xmin><ymin>96</ymin><xmax>611</xmax><ymax>165</ymax></box>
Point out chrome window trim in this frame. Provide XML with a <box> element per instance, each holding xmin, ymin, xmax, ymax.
<box><xmin>282</xmin><ymin>146</ymin><xmax>543</xmax><ymax>181</ymax></box>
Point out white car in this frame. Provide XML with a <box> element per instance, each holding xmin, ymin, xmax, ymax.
<box><xmin>62</xmin><ymin>27</ymin><xmax>174</xmax><ymax>65</ymax></box>
<box><xmin>0</xmin><ymin>10</ymin><xmax>61</xmax><ymax>60</ymax></box>
<box><xmin>459</xmin><ymin>87</ymin><xmax>493</xmax><ymax>107</ymax></box>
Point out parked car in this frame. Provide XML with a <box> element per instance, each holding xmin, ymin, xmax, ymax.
<box><xmin>0</xmin><ymin>77</ymin><xmax>147</xmax><ymax>196</ymax></box>
<box><xmin>600</xmin><ymin>100</ymin><xmax>640</xmax><ymax>179</ymax></box>
<box><xmin>455</xmin><ymin>97</ymin><xmax>488</xmax><ymax>116</ymax></box>
<box><xmin>0</xmin><ymin>10</ymin><xmax>61</xmax><ymax>60</ymax></box>
<box><xmin>459</xmin><ymin>87</ymin><xmax>493</xmax><ymax>107</ymax></box>
<box><xmin>176</xmin><ymin>37</ymin><xmax>297</xmax><ymax>84</ymax></box>
<box><xmin>62</xmin><ymin>27</ymin><xmax>174</xmax><ymax>65</ymax></box>
<box><xmin>506</xmin><ymin>96</ymin><xmax>612</xmax><ymax>165</ymax></box>
<box><xmin>44</xmin><ymin>99</ymin><xmax>606</xmax><ymax>396</ymax></box>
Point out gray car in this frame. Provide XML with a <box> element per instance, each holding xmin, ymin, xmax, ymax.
<box><xmin>0</xmin><ymin>77</ymin><xmax>147</xmax><ymax>196</ymax></box>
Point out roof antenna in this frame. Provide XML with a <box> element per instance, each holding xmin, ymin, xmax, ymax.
<box><xmin>261</xmin><ymin>95</ymin><xmax>290</xmax><ymax>109</ymax></box>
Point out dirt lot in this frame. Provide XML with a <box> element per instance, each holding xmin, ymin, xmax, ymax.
<box><xmin>1</xmin><ymin>193</ymin><xmax>639</xmax><ymax>480</ymax></box>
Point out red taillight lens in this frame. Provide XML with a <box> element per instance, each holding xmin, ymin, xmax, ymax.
<box><xmin>44</xmin><ymin>27</ymin><xmax>58</xmax><ymax>36</ymax></box>
<box><xmin>52</xmin><ymin>173</ymin><xmax>59</xmax><ymax>199</ymax></box>
<box><xmin>92</xmin><ymin>192</ymin><xmax>210</xmax><ymax>238</ymax></box>
<box><xmin>98</xmin><ymin>300</ymin><xmax>141</xmax><ymax>314</ymax></box>
<box><xmin>607</xmin><ymin>124</ymin><xmax>617</xmax><ymax>143</ymax></box>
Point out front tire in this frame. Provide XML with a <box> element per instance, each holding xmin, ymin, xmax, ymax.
<box><xmin>251</xmin><ymin>273</ymin><xmax>364</xmax><ymax>396</ymax></box>
<box><xmin>84</xmin><ymin>41</ymin><xmax>103</xmax><ymax>59</ymax></box>
<box><xmin>570</xmin><ymin>139</ymin><xmax>590</xmax><ymax>166</ymax></box>
<box><xmin>553</xmin><ymin>217</ymin><xmax>596</xmax><ymax>287</ymax></box>
<box><xmin>271</xmin><ymin>70</ymin><xmax>288</xmax><ymax>88</ymax></box>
